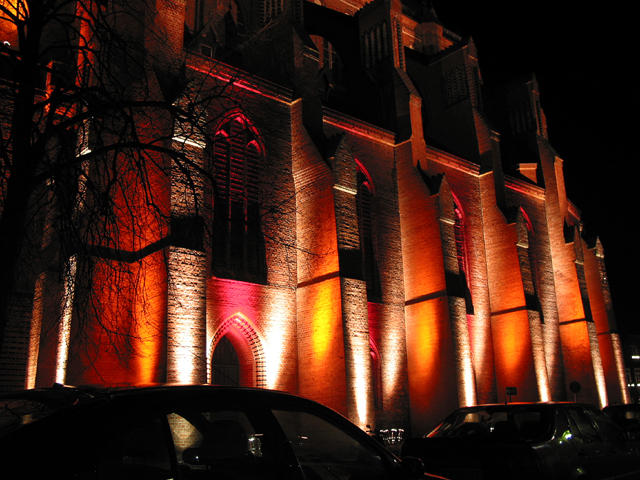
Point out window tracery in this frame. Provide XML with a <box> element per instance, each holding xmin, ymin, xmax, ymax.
<box><xmin>212</xmin><ymin>113</ymin><xmax>266</xmax><ymax>282</ymax></box>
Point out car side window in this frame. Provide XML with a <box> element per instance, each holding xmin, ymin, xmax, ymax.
<box><xmin>98</xmin><ymin>413</ymin><xmax>175</xmax><ymax>480</ymax></box>
<box><xmin>273</xmin><ymin>409</ymin><xmax>389</xmax><ymax>480</ymax></box>
<box><xmin>567</xmin><ymin>407</ymin><xmax>601</xmax><ymax>442</ymax></box>
<box><xmin>166</xmin><ymin>408</ymin><xmax>282</xmax><ymax>480</ymax></box>
<box><xmin>3</xmin><ymin>406</ymin><xmax>177</xmax><ymax>480</ymax></box>
<box><xmin>584</xmin><ymin>408</ymin><xmax>626</xmax><ymax>444</ymax></box>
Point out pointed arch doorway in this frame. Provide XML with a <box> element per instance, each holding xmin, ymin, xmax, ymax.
<box><xmin>208</xmin><ymin>313</ymin><xmax>266</xmax><ymax>388</ymax></box>
<box><xmin>211</xmin><ymin>336</ymin><xmax>240</xmax><ymax>386</ymax></box>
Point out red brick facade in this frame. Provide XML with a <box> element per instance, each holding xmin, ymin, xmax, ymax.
<box><xmin>0</xmin><ymin>0</ymin><xmax>629</xmax><ymax>434</ymax></box>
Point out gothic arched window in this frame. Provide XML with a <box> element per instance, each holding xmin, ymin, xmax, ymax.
<box><xmin>517</xmin><ymin>207</ymin><xmax>541</xmax><ymax>313</ymax></box>
<box><xmin>356</xmin><ymin>161</ymin><xmax>381</xmax><ymax>300</ymax></box>
<box><xmin>370</xmin><ymin>339</ymin><xmax>383</xmax><ymax>410</ymax></box>
<box><xmin>212</xmin><ymin>113</ymin><xmax>266</xmax><ymax>283</ymax></box>
<box><xmin>452</xmin><ymin>195</ymin><xmax>469</xmax><ymax>285</ymax></box>
<box><xmin>260</xmin><ymin>0</ymin><xmax>284</xmax><ymax>25</ymax></box>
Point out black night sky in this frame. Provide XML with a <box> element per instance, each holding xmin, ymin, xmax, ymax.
<box><xmin>432</xmin><ymin>2</ymin><xmax>638</xmax><ymax>334</ymax></box>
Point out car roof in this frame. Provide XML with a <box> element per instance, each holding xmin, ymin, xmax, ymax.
<box><xmin>0</xmin><ymin>383</ymin><xmax>324</xmax><ymax>409</ymax></box>
<box><xmin>447</xmin><ymin>402</ymin><xmax>595</xmax><ymax>412</ymax></box>
<box><xmin>1</xmin><ymin>384</ymin><xmax>395</xmax><ymax>460</ymax></box>
<box><xmin>0</xmin><ymin>383</ymin><xmax>359</xmax><ymax>436</ymax></box>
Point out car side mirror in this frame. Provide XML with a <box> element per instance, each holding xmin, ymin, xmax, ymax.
<box><xmin>400</xmin><ymin>455</ymin><xmax>424</xmax><ymax>479</ymax></box>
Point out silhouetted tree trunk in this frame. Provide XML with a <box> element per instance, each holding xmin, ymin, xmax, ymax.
<box><xmin>0</xmin><ymin>0</ymin><xmax>222</xmax><ymax>369</ymax></box>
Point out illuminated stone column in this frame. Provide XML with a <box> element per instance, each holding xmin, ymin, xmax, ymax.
<box><xmin>448</xmin><ymin>296</ymin><xmax>476</xmax><ymax>406</ymax></box>
<box><xmin>55</xmin><ymin>257</ymin><xmax>77</xmax><ymax>384</ymax></box>
<box><xmin>572</xmin><ymin>231</ymin><xmax>607</xmax><ymax>407</ymax></box>
<box><xmin>595</xmin><ymin>241</ymin><xmax>630</xmax><ymax>403</ymax></box>
<box><xmin>341</xmin><ymin>277</ymin><xmax>373</xmax><ymax>430</ymax></box>
<box><xmin>528</xmin><ymin>310</ymin><xmax>551</xmax><ymax>402</ymax></box>
<box><xmin>587</xmin><ymin>321</ymin><xmax>608</xmax><ymax>408</ymax></box>
<box><xmin>436</xmin><ymin>181</ymin><xmax>477</xmax><ymax>407</ymax></box>
<box><xmin>584</xmin><ymin>239</ymin><xmax>630</xmax><ymax>404</ymax></box>
<box><xmin>514</xmin><ymin>210</ymin><xmax>550</xmax><ymax>401</ymax></box>
<box><xmin>330</xmin><ymin>138</ymin><xmax>373</xmax><ymax>429</ymax></box>
<box><xmin>167</xmin><ymin>134</ymin><xmax>208</xmax><ymax>384</ymax></box>
<box><xmin>396</xmin><ymin>146</ymin><xmax>460</xmax><ymax>433</ymax></box>
<box><xmin>611</xmin><ymin>333</ymin><xmax>631</xmax><ymax>404</ymax></box>
<box><xmin>293</xmin><ymin>136</ymin><xmax>347</xmax><ymax>415</ymax></box>
<box><xmin>167</xmin><ymin>247</ymin><xmax>207</xmax><ymax>383</ymax></box>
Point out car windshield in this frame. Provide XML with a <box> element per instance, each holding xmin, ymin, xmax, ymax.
<box><xmin>428</xmin><ymin>405</ymin><xmax>555</xmax><ymax>443</ymax></box>
<box><xmin>0</xmin><ymin>398</ymin><xmax>57</xmax><ymax>436</ymax></box>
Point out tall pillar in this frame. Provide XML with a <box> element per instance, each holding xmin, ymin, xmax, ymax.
<box><xmin>167</xmin><ymin>247</ymin><xmax>207</xmax><ymax>383</ymax></box>
<box><xmin>331</xmin><ymin>139</ymin><xmax>373</xmax><ymax>429</ymax></box>
<box><xmin>167</xmin><ymin>135</ymin><xmax>209</xmax><ymax>383</ymax></box>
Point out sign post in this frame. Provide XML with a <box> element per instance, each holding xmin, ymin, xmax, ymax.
<box><xmin>569</xmin><ymin>381</ymin><xmax>581</xmax><ymax>402</ymax></box>
<box><xmin>505</xmin><ymin>386</ymin><xmax>517</xmax><ymax>404</ymax></box>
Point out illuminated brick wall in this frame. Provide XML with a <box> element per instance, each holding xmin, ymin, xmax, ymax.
<box><xmin>0</xmin><ymin>0</ymin><xmax>628</xmax><ymax>437</ymax></box>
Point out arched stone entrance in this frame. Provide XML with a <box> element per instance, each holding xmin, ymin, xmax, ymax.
<box><xmin>208</xmin><ymin>313</ymin><xmax>266</xmax><ymax>388</ymax></box>
<box><xmin>211</xmin><ymin>335</ymin><xmax>240</xmax><ymax>386</ymax></box>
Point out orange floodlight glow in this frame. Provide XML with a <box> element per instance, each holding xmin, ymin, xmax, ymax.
<box><xmin>382</xmin><ymin>328</ymin><xmax>403</xmax><ymax>401</ymax></box>
<box><xmin>530</xmin><ymin>318</ymin><xmax>551</xmax><ymax>402</ymax></box>
<box><xmin>133</xmin><ymin>255</ymin><xmax>166</xmax><ymax>385</ymax></box>
<box><xmin>587</xmin><ymin>322</ymin><xmax>608</xmax><ymax>408</ymax></box>
<box><xmin>452</xmin><ymin>318</ymin><xmax>476</xmax><ymax>407</ymax></box>
<box><xmin>311</xmin><ymin>280</ymin><xmax>339</xmax><ymax>358</ymax></box>
<box><xmin>456</xmin><ymin>314</ymin><xmax>476</xmax><ymax>407</ymax></box>
<box><xmin>351</xmin><ymin>339</ymin><xmax>370</xmax><ymax>429</ymax></box>
<box><xmin>406</xmin><ymin>301</ymin><xmax>442</xmax><ymax>395</ymax></box>
<box><xmin>0</xmin><ymin>0</ymin><xmax>27</xmax><ymax>42</ymax></box>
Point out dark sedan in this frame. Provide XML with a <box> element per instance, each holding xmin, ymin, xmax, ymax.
<box><xmin>0</xmin><ymin>384</ymin><xmax>444</xmax><ymax>480</ymax></box>
<box><xmin>402</xmin><ymin>402</ymin><xmax>640</xmax><ymax>480</ymax></box>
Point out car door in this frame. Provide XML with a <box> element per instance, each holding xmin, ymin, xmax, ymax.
<box><xmin>271</xmin><ymin>407</ymin><xmax>401</xmax><ymax>480</ymax></box>
<box><xmin>584</xmin><ymin>407</ymin><xmax>640</xmax><ymax>479</ymax></box>
<box><xmin>565</xmin><ymin>405</ymin><xmax>633</xmax><ymax>479</ymax></box>
<box><xmin>161</xmin><ymin>396</ymin><xmax>299</xmax><ymax>480</ymax></box>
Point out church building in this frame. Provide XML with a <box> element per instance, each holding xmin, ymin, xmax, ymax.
<box><xmin>0</xmin><ymin>0</ymin><xmax>628</xmax><ymax>434</ymax></box>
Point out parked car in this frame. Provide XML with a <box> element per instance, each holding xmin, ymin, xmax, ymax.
<box><xmin>402</xmin><ymin>402</ymin><xmax>640</xmax><ymax>480</ymax></box>
<box><xmin>603</xmin><ymin>404</ymin><xmax>640</xmax><ymax>442</ymax></box>
<box><xmin>0</xmin><ymin>384</ymin><xmax>445</xmax><ymax>480</ymax></box>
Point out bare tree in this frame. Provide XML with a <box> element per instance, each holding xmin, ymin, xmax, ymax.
<box><xmin>0</xmin><ymin>0</ymin><xmax>244</xmax><ymax>386</ymax></box>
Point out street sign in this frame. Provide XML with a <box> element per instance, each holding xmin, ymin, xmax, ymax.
<box><xmin>506</xmin><ymin>386</ymin><xmax>517</xmax><ymax>404</ymax></box>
